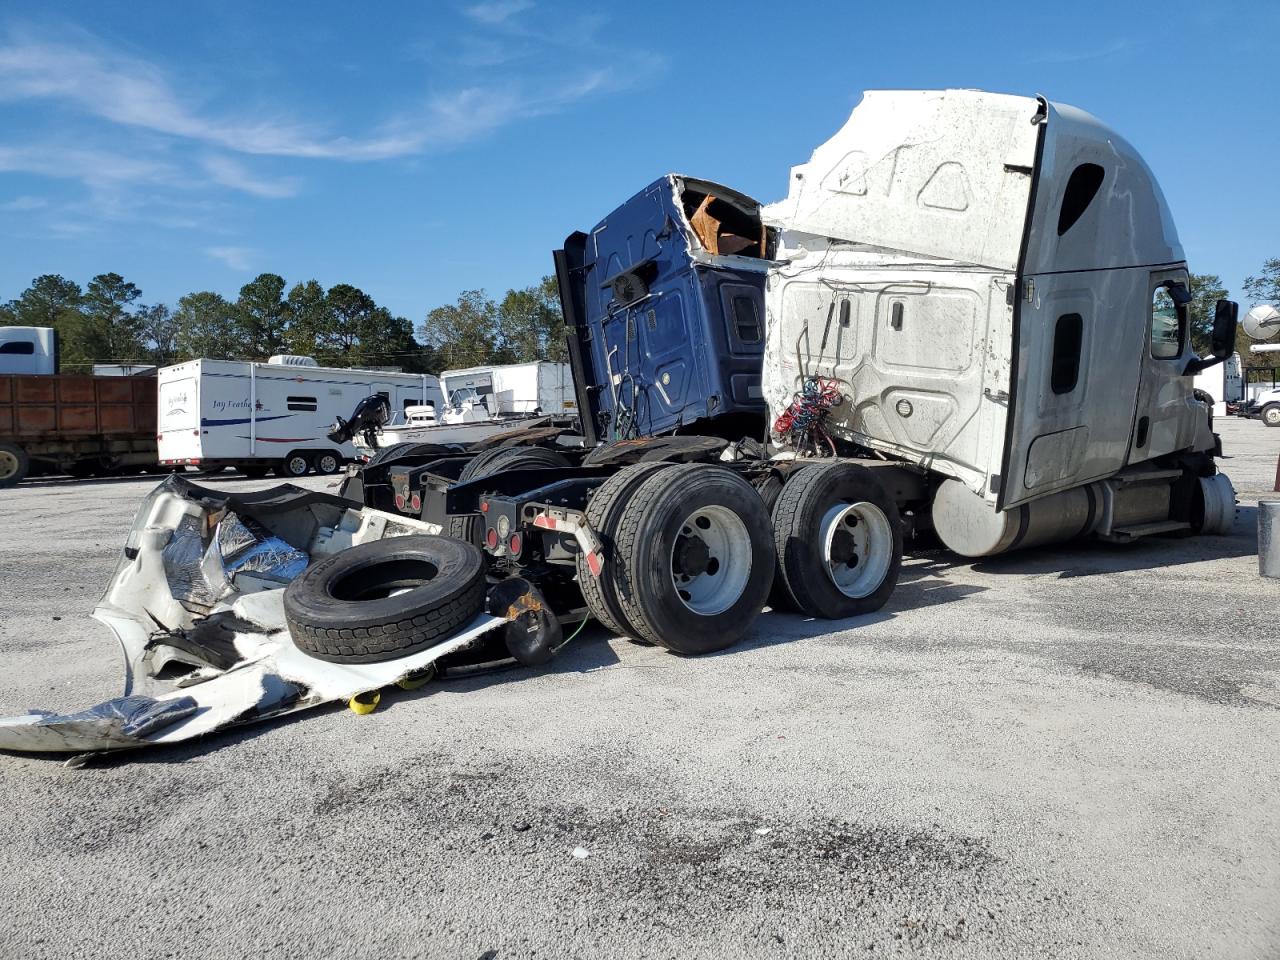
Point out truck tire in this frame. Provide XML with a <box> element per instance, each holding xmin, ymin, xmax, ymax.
<box><xmin>1262</xmin><ymin>404</ymin><xmax>1280</xmax><ymax>428</ymax></box>
<box><xmin>366</xmin><ymin>442</ymin><xmax>460</xmax><ymax>468</ymax></box>
<box><xmin>576</xmin><ymin>462</ymin><xmax>675</xmax><ymax>639</ymax></box>
<box><xmin>771</xmin><ymin>462</ymin><xmax>902</xmax><ymax>619</ymax></box>
<box><xmin>284</xmin><ymin>535</ymin><xmax>486</xmax><ymax>663</ymax></box>
<box><xmin>450</xmin><ymin>446</ymin><xmax>573</xmax><ymax>546</ymax></box>
<box><xmin>611</xmin><ymin>463</ymin><xmax>774</xmax><ymax>654</ymax></box>
<box><xmin>0</xmin><ymin>442</ymin><xmax>30</xmax><ymax>488</ymax></box>
<box><xmin>313</xmin><ymin>451</ymin><xmax>342</xmax><ymax>475</ymax></box>
<box><xmin>281</xmin><ymin>451</ymin><xmax>312</xmax><ymax>477</ymax></box>
<box><xmin>754</xmin><ymin>472</ymin><xmax>798</xmax><ymax>613</ymax></box>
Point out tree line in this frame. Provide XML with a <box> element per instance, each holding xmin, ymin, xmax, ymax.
<box><xmin>0</xmin><ymin>272</ymin><xmax>568</xmax><ymax>375</ymax></box>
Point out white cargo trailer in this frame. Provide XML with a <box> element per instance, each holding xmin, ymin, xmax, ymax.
<box><xmin>157</xmin><ymin>357</ymin><xmax>442</xmax><ymax>476</ymax></box>
<box><xmin>439</xmin><ymin>362</ymin><xmax>573</xmax><ymax>421</ymax></box>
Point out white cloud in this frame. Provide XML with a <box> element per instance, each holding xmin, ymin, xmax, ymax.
<box><xmin>201</xmin><ymin>155</ymin><xmax>300</xmax><ymax>198</ymax></box>
<box><xmin>0</xmin><ymin>31</ymin><xmax>423</xmax><ymax>160</ymax></box>
<box><xmin>206</xmin><ymin>246</ymin><xmax>254</xmax><ymax>271</ymax></box>
<box><xmin>0</xmin><ymin>144</ymin><xmax>176</xmax><ymax>186</ymax></box>
<box><xmin>464</xmin><ymin>0</ymin><xmax>533</xmax><ymax>25</ymax></box>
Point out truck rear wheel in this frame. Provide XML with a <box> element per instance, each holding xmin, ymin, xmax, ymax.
<box><xmin>0</xmin><ymin>442</ymin><xmax>30</xmax><ymax>488</ymax></box>
<box><xmin>1262</xmin><ymin>404</ymin><xmax>1280</xmax><ymax>428</ymax></box>
<box><xmin>284</xmin><ymin>535</ymin><xmax>486</xmax><ymax>663</ymax></box>
<box><xmin>771</xmin><ymin>462</ymin><xmax>902</xmax><ymax>619</ymax></box>
<box><xmin>611</xmin><ymin>463</ymin><xmax>774</xmax><ymax>654</ymax></box>
<box><xmin>576</xmin><ymin>462</ymin><xmax>675</xmax><ymax>640</ymax></box>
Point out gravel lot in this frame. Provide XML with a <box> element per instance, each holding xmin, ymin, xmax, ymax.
<box><xmin>1</xmin><ymin>418</ymin><xmax>1277</xmax><ymax>959</ymax></box>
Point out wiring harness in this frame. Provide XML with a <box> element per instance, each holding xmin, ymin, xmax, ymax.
<box><xmin>773</xmin><ymin>377</ymin><xmax>844</xmax><ymax>456</ymax></box>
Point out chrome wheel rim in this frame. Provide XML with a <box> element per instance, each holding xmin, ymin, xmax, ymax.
<box><xmin>287</xmin><ymin>455</ymin><xmax>308</xmax><ymax>476</ymax></box>
<box><xmin>0</xmin><ymin>450</ymin><xmax>18</xmax><ymax>480</ymax></box>
<box><xmin>669</xmin><ymin>504</ymin><xmax>752</xmax><ymax>615</ymax></box>
<box><xmin>820</xmin><ymin>501</ymin><xmax>892</xmax><ymax>599</ymax></box>
<box><xmin>319</xmin><ymin>454</ymin><xmax>338</xmax><ymax>473</ymax></box>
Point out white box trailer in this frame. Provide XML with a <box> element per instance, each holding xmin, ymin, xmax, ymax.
<box><xmin>1192</xmin><ymin>351</ymin><xmax>1243</xmax><ymax>415</ymax></box>
<box><xmin>439</xmin><ymin>362</ymin><xmax>573</xmax><ymax>420</ymax></box>
<box><xmin>157</xmin><ymin>358</ymin><xmax>443</xmax><ymax>477</ymax></box>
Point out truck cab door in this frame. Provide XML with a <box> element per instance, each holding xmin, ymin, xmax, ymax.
<box><xmin>998</xmin><ymin>269</ymin><xmax>1147</xmax><ymax>509</ymax></box>
<box><xmin>1126</xmin><ymin>269</ymin><xmax>1199</xmax><ymax>465</ymax></box>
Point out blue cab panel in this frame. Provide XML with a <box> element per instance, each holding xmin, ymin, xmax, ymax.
<box><xmin>554</xmin><ymin>175</ymin><xmax>775</xmax><ymax>445</ymax></box>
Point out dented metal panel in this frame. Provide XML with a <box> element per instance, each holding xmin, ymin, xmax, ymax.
<box><xmin>763</xmin><ymin>90</ymin><xmax>1040</xmax><ymax>270</ymax></box>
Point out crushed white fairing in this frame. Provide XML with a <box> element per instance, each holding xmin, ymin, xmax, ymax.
<box><xmin>0</xmin><ymin>476</ymin><xmax>504</xmax><ymax>757</ymax></box>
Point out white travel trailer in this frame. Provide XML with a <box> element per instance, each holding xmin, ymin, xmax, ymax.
<box><xmin>157</xmin><ymin>357</ymin><xmax>442</xmax><ymax>476</ymax></box>
<box><xmin>762</xmin><ymin>89</ymin><xmax>1238</xmax><ymax>556</ymax></box>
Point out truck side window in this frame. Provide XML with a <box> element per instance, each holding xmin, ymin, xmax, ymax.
<box><xmin>1150</xmin><ymin>285</ymin><xmax>1186</xmax><ymax>359</ymax></box>
<box><xmin>0</xmin><ymin>341</ymin><xmax>35</xmax><ymax>354</ymax></box>
<box><xmin>287</xmin><ymin>395</ymin><xmax>318</xmax><ymax>412</ymax></box>
<box><xmin>1057</xmin><ymin>163</ymin><xmax>1105</xmax><ymax>236</ymax></box>
<box><xmin>1051</xmin><ymin>313</ymin><xmax>1083</xmax><ymax>394</ymax></box>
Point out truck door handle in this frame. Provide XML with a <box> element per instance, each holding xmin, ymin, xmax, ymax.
<box><xmin>890</xmin><ymin>302</ymin><xmax>904</xmax><ymax>331</ymax></box>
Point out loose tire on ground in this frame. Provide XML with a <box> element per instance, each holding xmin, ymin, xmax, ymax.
<box><xmin>0</xmin><ymin>442</ymin><xmax>30</xmax><ymax>488</ymax></box>
<box><xmin>284</xmin><ymin>535</ymin><xmax>486</xmax><ymax>663</ymax></box>
<box><xmin>771</xmin><ymin>461</ymin><xmax>903</xmax><ymax>619</ymax></box>
<box><xmin>575</xmin><ymin>461</ymin><xmax>675</xmax><ymax>640</ymax></box>
<box><xmin>610</xmin><ymin>463</ymin><xmax>774</xmax><ymax>654</ymax></box>
<box><xmin>450</xmin><ymin>446</ymin><xmax>573</xmax><ymax>546</ymax></box>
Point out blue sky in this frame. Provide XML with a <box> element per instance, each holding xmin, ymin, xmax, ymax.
<box><xmin>0</xmin><ymin>0</ymin><xmax>1276</xmax><ymax>322</ymax></box>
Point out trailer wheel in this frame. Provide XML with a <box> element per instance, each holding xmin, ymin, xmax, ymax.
<box><xmin>1262</xmin><ymin>404</ymin><xmax>1280</xmax><ymax>428</ymax></box>
<box><xmin>0</xmin><ymin>442</ymin><xmax>30</xmax><ymax>488</ymax></box>
<box><xmin>576</xmin><ymin>462</ymin><xmax>675</xmax><ymax>640</ymax></box>
<box><xmin>314</xmin><ymin>451</ymin><xmax>342</xmax><ymax>475</ymax></box>
<box><xmin>771</xmin><ymin>462</ymin><xmax>902</xmax><ymax>619</ymax></box>
<box><xmin>611</xmin><ymin>463</ymin><xmax>774</xmax><ymax>654</ymax></box>
<box><xmin>284</xmin><ymin>535</ymin><xmax>486</xmax><ymax>663</ymax></box>
<box><xmin>281</xmin><ymin>451</ymin><xmax>312</xmax><ymax>477</ymax></box>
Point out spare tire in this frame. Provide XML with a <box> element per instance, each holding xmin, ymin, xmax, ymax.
<box><xmin>284</xmin><ymin>535</ymin><xmax>486</xmax><ymax>663</ymax></box>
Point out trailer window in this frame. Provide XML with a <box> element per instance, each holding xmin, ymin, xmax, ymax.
<box><xmin>287</xmin><ymin>395</ymin><xmax>318</xmax><ymax>412</ymax></box>
<box><xmin>1051</xmin><ymin>313</ymin><xmax>1083</xmax><ymax>394</ymax></box>
<box><xmin>0</xmin><ymin>341</ymin><xmax>35</xmax><ymax>354</ymax></box>
<box><xmin>1151</xmin><ymin>284</ymin><xmax>1187</xmax><ymax>359</ymax></box>
<box><xmin>1057</xmin><ymin>163</ymin><xmax>1105</xmax><ymax>236</ymax></box>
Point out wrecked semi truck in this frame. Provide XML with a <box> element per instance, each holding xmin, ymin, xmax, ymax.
<box><xmin>344</xmin><ymin>173</ymin><xmax>907</xmax><ymax>654</ymax></box>
<box><xmin>350</xmin><ymin>91</ymin><xmax>1242</xmax><ymax>654</ymax></box>
<box><xmin>760</xmin><ymin>90</ymin><xmax>1238</xmax><ymax>556</ymax></box>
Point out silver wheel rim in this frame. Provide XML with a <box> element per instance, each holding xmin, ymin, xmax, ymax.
<box><xmin>820</xmin><ymin>501</ymin><xmax>892</xmax><ymax>598</ymax></box>
<box><xmin>669</xmin><ymin>504</ymin><xmax>752</xmax><ymax>615</ymax></box>
<box><xmin>288</xmin><ymin>456</ymin><xmax>308</xmax><ymax>475</ymax></box>
<box><xmin>319</xmin><ymin>454</ymin><xmax>338</xmax><ymax>473</ymax></box>
<box><xmin>0</xmin><ymin>450</ymin><xmax>18</xmax><ymax>480</ymax></box>
<box><xmin>1267</xmin><ymin>409</ymin><xmax>1280</xmax><ymax>425</ymax></box>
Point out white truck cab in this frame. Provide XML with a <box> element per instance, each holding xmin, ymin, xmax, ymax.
<box><xmin>763</xmin><ymin>90</ymin><xmax>1238</xmax><ymax>555</ymax></box>
<box><xmin>0</xmin><ymin>326</ymin><xmax>57</xmax><ymax>375</ymax></box>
